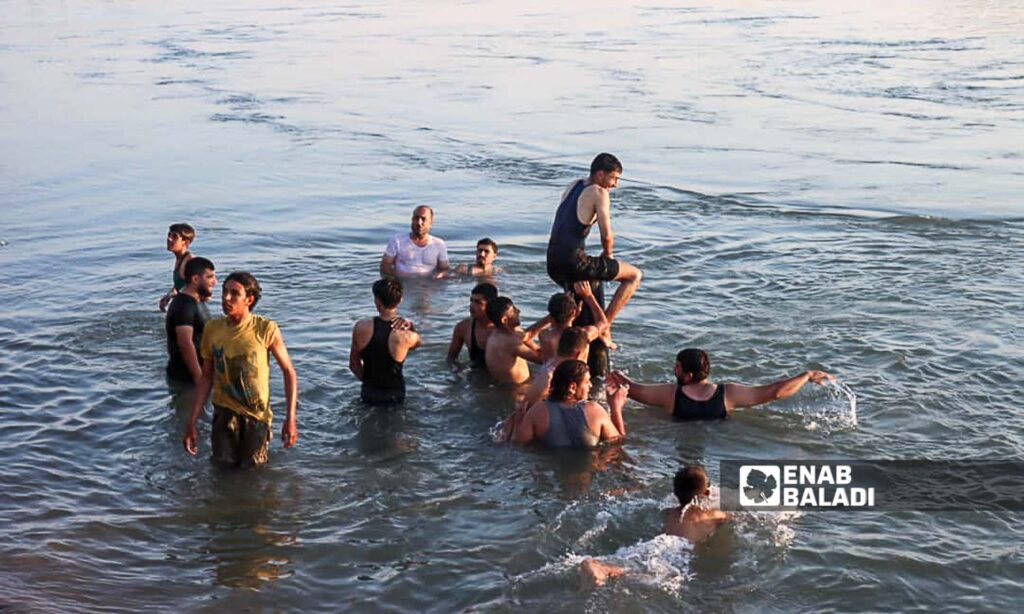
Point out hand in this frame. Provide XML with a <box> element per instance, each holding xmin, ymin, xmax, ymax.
<box><xmin>607</xmin><ymin>371</ymin><xmax>631</xmax><ymax>387</ymax></box>
<box><xmin>807</xmin><ymin>370</ymin><xmax>834</xmax><ymax>385</ymax></box>
<box><xmin>390</xmin><ymin>317</ymin><xmax>415</xmax><ymax>332</ymax></box>
<box><xmin>159</xmin><ymin>293</ymin><xmax>172</xmax><ymax>312</ymax></box>
<box><xmin>605</xmin><ymin>380</ymin><xmax>629</xmax><ymax>407</ymax></box>
<box><xmin>572</xmin><ymin>280</ymin><xmax>593</xmax><ymax>298</ymax></box>
<box><xmin>281</xmin><ymin>418</ymin><xmax>298</xmax><ymax>448</ymax></box>
<box><xmin>183</xmin><ymin>423</ymin><xmax>198</xmax><ymax>455</ymax></box>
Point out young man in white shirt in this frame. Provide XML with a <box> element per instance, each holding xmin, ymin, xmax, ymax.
<box><xmin>380</xmin><ymin>205</ymin><xmax>450</xmax><ymax>279</ymax></box>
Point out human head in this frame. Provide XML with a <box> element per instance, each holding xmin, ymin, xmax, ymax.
<box><xmin>474</xmin><ymin>238</ymin><xmax>498</xmax><ymax>267</ymax></box>
<box><xmin>549</xmin><ymin>359</ymin><xmax>591</xmax><ymax>403</ymax></box>
<box><xmin>673</xmin><ymin>465</ymin><xmax>710</xmax><ymax>507</ymax></box>
<box><xmin>485</xmin><ymin>296</ymin><xmax>519</xmax><ymax>330</ymax></box>
<box><xmin>589</xmin><ymin>153</ymin><xmax>622</xmax><ymax>190</ymax></box>
<box><xmin>372</xmin><ymin>278</ymin><xmax>403</xmax><ymax>309</ymax></box>
<box><xmin>184</xmin><ymin>257</ymin><xmax>216</xmax><ymax>300</ymax></box>
<box><xmin>411</xmin><ymin>205</ymin><xmax>434</xmax><ymax>239</ymax></box>
<box><xmin>556</xmin><ymin>327</ymin><xmax>590</xmax><ymax>359</ymax></box>
<box><xmin>469</xmin><ymin>282</ymin><xmax>498</xmax><ymax>320</ymax></box>
<box><xmin>222</xmin><ymin>271</ymin><xmax>261</xmax><ymax>317</ymax></box>
<box><xmin>547</xmin><ymin>292</ymin><xmax>579</xmax><ymax>326</ymax></box>
<box><xmin>166</xmin><ymin>223</ymin><xmax>195</xmax><ymax>252</ymax></box>
<box><xmin>674</xmin><ymin>348</ymin><xmax>711</xmax><ymax>385</ymax></box>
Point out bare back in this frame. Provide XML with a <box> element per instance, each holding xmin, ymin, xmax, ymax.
<box><xmin>485</xmin><ymin>329</ymin><xmax>532</xmax><ymax>385</ymax></box>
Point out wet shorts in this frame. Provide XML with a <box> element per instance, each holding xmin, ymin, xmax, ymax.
<box><xmin>546</xmin><ymin>248</ymin><xmax>620</xmax><ymax>284</ymax></box>
<box><xmin>211</xmin><ymin>405</ymin><xmax>271</xmax><ymax>468</ymax></box>
<box><xmin>361</xmin><ymin>385</ymin><xmax>406</xmax><ymax>406</ymax></box>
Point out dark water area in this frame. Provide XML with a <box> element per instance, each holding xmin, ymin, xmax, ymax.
<box><xmin>1</xmin><ymin>1</ymin><xmax>1022</xmax><ymax>611</ymax></box>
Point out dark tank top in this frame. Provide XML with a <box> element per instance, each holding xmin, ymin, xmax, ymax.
<box><xmin>172</xmin><ymin>251</ymin><xmax>191</xmax><ymax>291</ymax></box>
<box><xmin>546</xmin><ymin>180</ymin><xmax>591</xmax><ymax>261</ymax></box>
<box><xmin>672</xmin><ymin>384</ymin><xmax>728</xmax><ymax>421</ymax></box>
<box><xmin>360</xmin><ymin>317</ymin><xmax>405</xmax><ymax>404</ymax></box>
<box><xmin>468</xmin><ymin>319</ymin><xmax>486</xmax><ymax>367</ymax></box>
<box><xmin>539</xmin><ymin>400</ymin><xmax>593</xmax><ymax>449</ymax></box>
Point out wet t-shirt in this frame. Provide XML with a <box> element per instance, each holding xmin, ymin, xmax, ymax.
<box><xmin>165</xmin><ymin>293</ymin><xmax>210</xmax><ymax>382</ymax></box>
<box><xmin>200</xmin><ymin>315</ymin><xmax>279</xmax><ymax>424</ymax></box>
<box><xmin>384</xmin><ymin>234</ymin><xmax>449</xmax><ymax>276</ymax></box>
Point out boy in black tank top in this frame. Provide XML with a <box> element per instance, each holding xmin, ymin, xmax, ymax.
<box><xmin>349</xmin><ymin>279</ymin><xmax>422</xmax><ymax>405</ymax></box>
<box><xmin>446</xmin><ymin>283</ymin><xmax>498</xmax><ymax>370</ymax></box>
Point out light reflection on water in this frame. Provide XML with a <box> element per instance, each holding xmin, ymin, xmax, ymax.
<box><xmin>1</xmin><ymin>0</ymin><xmax>1023</xmax><ymax>611</ymax></box>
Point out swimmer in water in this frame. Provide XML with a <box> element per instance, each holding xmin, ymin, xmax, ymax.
<box><xmin>510</xmin><ymin>360</ymin><xmax>628</xmax><ymax>449</ymax></box>
<box><xmin>608</xmin><ymin>348</ymin><xmax>834</xmax><ymax>421</ymax></box>
<box><xmin>483</xmin><ymin>296</ymin><xmax>549</xmax><ymax>385</ymax></box>
<box><xmin>454</xmin><ymin>237</ymin><xmax>502</xmax><ymax>278</ymax></box>
<box><xmin>580</xmin><ymin>464</ymin><xmax>727</xmax><ymax>586</ymax></box>
<box><xmin>446</xmin><ymin>282</ymin><xmax>498</xmax><ymax>370</ymax></box>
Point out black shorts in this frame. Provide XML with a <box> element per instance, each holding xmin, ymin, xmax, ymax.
<box><xmin>361</xmin><ymin>385</ymin><xmax>406</xmax><ymax>406</ymax></box>
<box><xmin>547</xmin><ymin>248</ymin><xmax>620</xmax><ymax>285</ymax></box>
<box><xmin>211</xmin><ymin>406</ymin><xmax>271</xmax><ymax>468</ymax></box>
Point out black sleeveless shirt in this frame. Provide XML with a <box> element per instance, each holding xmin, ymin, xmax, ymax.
<box><xmin>360</xmin><ymin>317</ymin><xmax>406</xmax><ymax>404</ymax></box>
<box><xmin>672</xmin><ymin>384</ymin><xmax>728</xmax><ymax>421</ymax></box>
<box><xmin>546</xmin><ymin>179</ymin><xmax>590</xmax><ymax>262</ymax></box>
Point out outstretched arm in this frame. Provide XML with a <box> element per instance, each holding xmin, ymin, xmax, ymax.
<box><xmin>725</xmin><ymin>370</ymin><xmax>834</xmax><ymax>410</ymax></box>
<box><xmin>269</xmin><ymin>330</ymin><xmax>299</xmax><ymax>448</ymax></box>
<box><xmin>608</xmin><ymin>371</ymin><xmax>675</xmax><ymax>413</ymax></box>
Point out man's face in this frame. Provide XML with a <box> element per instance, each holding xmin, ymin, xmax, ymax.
<box><xmin>503</xmin><ymin>304</ymin><xmax>521</xmax><ymax>330</ymax></box>
<box><xmin>221</xmin><ymin>279</ymin><xmax>253</xmax><ymax>318</ymax></box>
<box><xmin>594</xmin><ymin>170</ymin><xmax>620</xmax><ymax>190</ymax></box>
<box><xmin>475</xmin><ymin>244</ymin><xmax>497</xmax><ymax>268</ymax></box>
<box><xmin>195</xmin><ymin>269</ymin><xmax>217</xmax><ymax>301</ymax></box>
<box><xmin>469</xmin><ymin>293</ymin><xmax>487</xmax><ymax>319</ymax></box>
<box><xmin>166</xmin><ymin>232</ymin><xmax>188</xmax><ymax>253</ymax></box>
<box><xmin>575</xmin><ymin>371</ymin><xmax>593</xmax><ymax>400</ymax></box>
<box><xmin>411</xmin><ymin>207</ymin><xmax>433</xmax><ymax>238</ymax></box>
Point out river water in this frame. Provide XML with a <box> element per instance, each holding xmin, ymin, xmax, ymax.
<box><xmin>1</xmin><ymin>0</ymin><xmax>1022</xmax><ymax>611</ymax></box>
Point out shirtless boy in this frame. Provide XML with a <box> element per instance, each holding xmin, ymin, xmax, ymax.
<box><xmin>580</xmin><ymin>464</ymin><xmax>728</xmax><ymax>586</ymax></box>
<box><xmin>483</xmin><ymin>296</ymin><xmax>546</xmax><ymax>385</ymax></box>
<box><xmin>538</xmin><ymin>281</ymin><xmax>608</xmax><ymax>363</ymax></box>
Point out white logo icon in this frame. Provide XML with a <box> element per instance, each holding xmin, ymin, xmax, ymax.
<box><xmin>739</xmin><ymin>465</ymin><xmax>781</xmax><ymax>506</ymax></box>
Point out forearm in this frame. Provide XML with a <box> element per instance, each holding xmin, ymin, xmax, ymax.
<box><xmin>772</xmin><ymin>372</ymin><xmax>812</xmax><ymax>401</ymax></box>
<box><xmin>349</xmin><ymin>359</ymin><xmax>364</xmax><ymax>380</ymax></box>
<box><xmin>583</xmin><ymin>294</ymin><xmax>608</xmax><ymax>331</ymax></box>
<box><xmin>601</xmin><ymin>233</ymin><xmax>614</xmax><ymax>257</ymax></box>
<box><xmin>610</xmin><ymin>403</ymin><xmax>626</xmax><ymax>437</ymax></box>
<box><xmin>181</xmin><ymin>345</ymin><xmax>202</xmax><ymax>383</ymax></box>
<box><xmin>188</xmin><ymin>376</ymin><xmax>212</xmax><ymax>426</ymax></box>
<box><xmin>283</xmin><ymin>368</ymin><xmax>298</xmax><ymax>422</ymax></box>
<box><xmin>524</xmin><ymin>315</ymin><xmax>552</xmax><ymax>337</ymax></box>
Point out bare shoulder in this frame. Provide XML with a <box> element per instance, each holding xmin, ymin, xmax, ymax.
<box><xmin>453</xmin><ymin>317</ymin><xmax>471</xmax><ymax>336</ymax></box>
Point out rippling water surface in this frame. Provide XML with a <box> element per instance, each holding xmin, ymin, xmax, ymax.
<box><xmin>1</xmin><ymin>1</ymin><xmax>1022</xmax><ymax>611</ymax></box>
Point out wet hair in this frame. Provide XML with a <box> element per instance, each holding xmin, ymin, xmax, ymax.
<box><xmin>674</xmin><ymin>465</ymin><xmax>709</xmax><ymax>507</ymax></box>
<box><xmin>557</xmin><ymin>327</ymin><xmax>589</xmax><ymax>358</ymax></box>
<box><xmin>168</xmin><ymin>223</ymin><xmax>195</xmax><ymax>244</ymax></box>
<box><xmin>549</xmin><ymin>359</ymin><xmax>589</xmax><ymax>403</ymax></box>
<box><xmin>413</xmin><ymin>205</ymin><xmax>434</xmax><ymax>219</ymax></box>
<box><xmin>476</xmin><ymin>237</ymin><xmax>498</xmax><ymax>253</ymax></box>
<box><xmin>486</xmin><ymin>296</ymin><xmax>515</xmax><ymax>327</ymax></box>
<box><xmin>547</xmin><ymin>292</ymin><xmax>578</xmax><ymax>325</ymax></box>
<box><xmin>183</xmin><ymin>256</ymin><xmax>214</xmax><ymax>280</ymax></box>
<box><xmin>676</xmin><ymin>348</ymin><xmax>711</xmax><ymax>384</ymax></box>
<box><xmin>372</xmin><ymin>278</ymin><xmax>403</xmax><ymax>308</ymax></box>
<box><xmin>224</xmin><ymin>271</ymin><xmax>262</xmax><ymax>308</ymax></box>
<box><xmin>590</xmin><ymin>153</ymin><xmax>622</xmax><ymax>176</ymax></box>
<box><xmin>471</xmin><ymin>282</ymin><xmax>498</xmax><ymax>302</ymax></box>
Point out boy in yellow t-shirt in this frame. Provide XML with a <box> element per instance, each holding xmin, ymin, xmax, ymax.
<box><xmin>183</xmin><ymin>272</ymin><xmax>298</xmax><ymax>467</ymax></box>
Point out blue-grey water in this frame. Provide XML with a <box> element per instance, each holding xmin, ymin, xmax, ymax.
<box><xmin>1</xmin><ymin>0</ymin><xmax>1022</xmax><ymax>611</ymax></box>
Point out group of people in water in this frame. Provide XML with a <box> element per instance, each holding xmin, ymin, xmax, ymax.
<box><xmin>161</xmin><ymin>153</ymin><xmax>834</xmax><ymax>583</ymax></box>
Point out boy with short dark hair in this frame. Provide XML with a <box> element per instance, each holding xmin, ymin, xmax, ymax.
<box><xmin>159</xmin><ymin>223</ymin><xmax>197</xmax><ymax>312</ymax></box>
<box><xmin>455</xmin><ymin>237</ymin><xmax>502</xmax><ymax>277</ymax></box>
